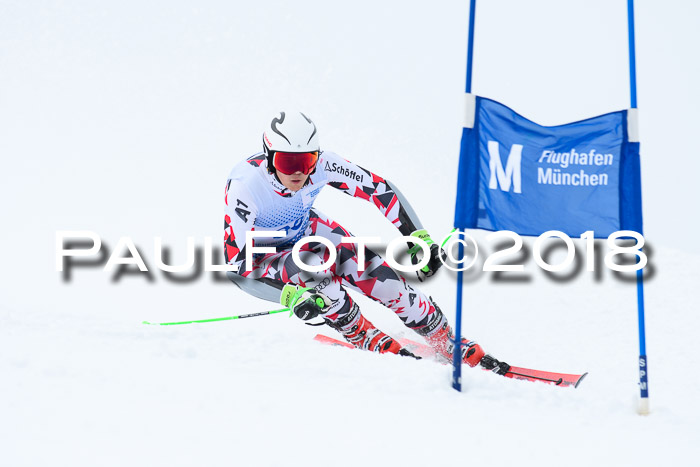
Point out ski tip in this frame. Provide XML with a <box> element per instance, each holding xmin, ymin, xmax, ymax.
<box><xmin>142</xmin><ymin>320</ymin><xmax>154</xmax><ymax>325</ymax></box>
<box><xmin>574</xmin><ymin>372</ymin><xmax>588</xmax><ymax>388</ymax></box>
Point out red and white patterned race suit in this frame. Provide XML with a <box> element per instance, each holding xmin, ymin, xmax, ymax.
<box><xmin>223</xmin><ymin>151</ymin><xmax>438</xmax><ymax>329</ymax></box>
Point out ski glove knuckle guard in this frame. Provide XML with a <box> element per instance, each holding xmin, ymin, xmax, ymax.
<box><xmin>293</xmin><ymin>291</ymin><xmax>332</xmax><ymax>321</ymax></box>
<box><xmin>408</xmin><ymin>230</ymin><xmax>445</xmax><ymax>282</ymax></box>
<box><xmin>281</xmin><ymin>284</ymin><xmax>332</xmax><ymax>321</ymax></box>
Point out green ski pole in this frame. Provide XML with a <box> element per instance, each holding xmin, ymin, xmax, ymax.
<box><xmin>142</xmin><ymin>307</ymin><xmax>289</xmax><ymax>326</ymax></box>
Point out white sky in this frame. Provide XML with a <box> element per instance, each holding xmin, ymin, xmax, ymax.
<box><xmin>2</xmin><ymin>0</ymin><xmax>699</xmax><ymax>300</ymax></box>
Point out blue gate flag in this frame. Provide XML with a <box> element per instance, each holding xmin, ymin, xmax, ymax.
<box><xmin>454</xmin><ymin>96</ymin><xmax>643</xmax><ymax>237</ymax></box>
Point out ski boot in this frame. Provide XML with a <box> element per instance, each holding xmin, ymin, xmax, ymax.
<box><xmin>413</xmin><ymin>299</ymin><xmax>485</xmax><ymax>367</ymax></box>
<box><xmin>329</xmin><ymin>302</ymin><xmax>419</xmax><ymax>359</ymax></box>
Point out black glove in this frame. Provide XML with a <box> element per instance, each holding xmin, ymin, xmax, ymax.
<box><xmin>281</xmin><ymin>285</ymin><xmax>332</xmax><ymax>321</ymax></box>
<box><xmin>408</xmin><ymin>230</ymin><xmax>446</xmax><ymax>281</ymax></box>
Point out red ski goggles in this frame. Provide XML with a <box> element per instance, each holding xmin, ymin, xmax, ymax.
<box><xmin>272</xmin><ymin>151</ymin><xmax>319</xmax><ymax>175</ymax></box>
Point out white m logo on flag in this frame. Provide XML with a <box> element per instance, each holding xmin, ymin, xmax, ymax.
<box><xmin>488</xmin><ymin>141</ymin><xmax>522</xmax><ymax>193</ymax></box>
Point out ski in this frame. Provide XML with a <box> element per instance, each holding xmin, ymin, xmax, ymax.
<box><xmin>504</xmin><ymin>365</ymin><xmax>586</xmax><ymax>388</ymax></box>
<box><xmin>313</xmin><ymin>333</ymin><xmax>587</xmax><ymax>388</ymax></box>
<box><xmin>313</xmin><ymin>333</ymin><xmax>355</xmax><ymax>349</ymax></box>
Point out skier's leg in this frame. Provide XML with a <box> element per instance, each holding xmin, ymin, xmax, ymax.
<box><xmin>323</xmin><ymin>294</ymin><xmax>412</xmax><ymax>355</ymax></box>
<box><xmin>307</xmin><ymin>209</ymin><xmax>485</xmax><ymax>366</ymax></box>
<box><xmin>241</xmin><ymin>245</ymin><xmax>352</xmax><ymax>320</ymax></box>
<box><xmin>339</xmin><ymin>248</ymin><xmax>484</xmax><ymax>366</ymax></box>
<box><xmin>237</xmin><ymin>226</ymin><xmax>411</xmax><ymax>356</ymax></box>
<box><xmin>249</xmin><ymin>209</ymin><xmax>414</xmax><ymax>355</ymax></box>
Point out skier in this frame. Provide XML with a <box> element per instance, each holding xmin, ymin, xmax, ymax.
<box><xmin>224</xmin><ymin>111</ymin><xmax>486</xmax><ymax>366</ymax></box>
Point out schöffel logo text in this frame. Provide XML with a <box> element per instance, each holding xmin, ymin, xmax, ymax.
<box><xmin>325</xmin><ymin>162</ymin><xmax>364</xmax><ymax>182</ymax></box>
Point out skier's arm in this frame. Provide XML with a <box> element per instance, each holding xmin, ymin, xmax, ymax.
<box><xmin>224</xmin><ymin>181</ymin><xmax>292</xmax><ymax>302</ymax></box>
<box><xmin>322</xmin><ymin>152</ymin><xmax>424</xmax><ymax>236</ymax></box>
<box><xmin>223</xmin><ymin>180</ymin><xmax>258</xmax><ymax>274</ymax></box>
<box><xmin>323</xmin><ymin>152</ymin><xmax>444</xmax><ymax>280</ymax></box>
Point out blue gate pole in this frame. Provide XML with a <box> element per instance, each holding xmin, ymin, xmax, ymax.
<box><xmin>628</xmin><ymin>0</ymin><xmax>649</xmax><ymax>415</ymax></box>
<box><xmin>452</xmin><ymin>236</ymin><xmax>464</xmax><ymax>390</ymax></box>
<box><xmin>453</xmin><ymin>0</ymin><xmax>477</xmax><ymax>392</ymax></box>
<box><xmin>465</xmin><ymin>0</ymin><xmax>476</xmax><ymax>94</ymax></box>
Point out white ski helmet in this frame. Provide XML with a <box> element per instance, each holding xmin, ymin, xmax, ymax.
<box><xmin>262</xmin><ymin>111</ymin><xmax>320</xmax><ymax>174</ymax></box>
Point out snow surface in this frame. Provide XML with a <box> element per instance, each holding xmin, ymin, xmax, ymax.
<box><xmin>2</xmin><ymin>1</ymin><xmax>700</xmax><ymax>466</ymax></box>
